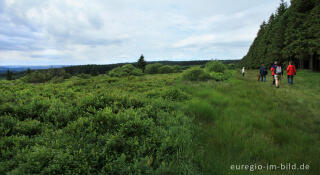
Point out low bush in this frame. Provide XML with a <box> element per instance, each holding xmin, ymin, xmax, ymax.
<box><xmin>173</xmin><ymin>65</ymin><xmax>184</xmax><ymax>72</ymax></box>
<box><xmin>0</xmin><ymin>115</ymin><xmax>17</xmax><ymax>137</ymax></box>
<box><xmin>77</xmin><ymin>73</ymin><xmax>91</xmax><ymax>79</ymax></box>
<box><xmin>159</xmin><ymin>65</ymin><xmax>175</xmax><ymax>74</ymax></box>
<box><xmin>108</xmin><ymin>64</ymin><xmax>143</xmax><ymax>77</ymax></box>
<box><xmin>0</xmin><ymin>70</ymin><xmax>198</xmax><ymax>174</ymax></box>
<box><xmin>227</xmin><ymin>63</ymin><xmax>236</xmax><ymax>70</ymax></box>
<box><xmin>145</xmin><ymin>63</ymin><xmax>163</xmax><ymax>74</ymax></box>
<box><xmin>22</xmin><ymin>69</ymin><xmax>71</xmax><ymax>83</ymax></box>
<box><xmin>12</xmin><ymin>119</ymin><xmax>42</xmax><ymax>136</ymax></box>
<box><xmin>181</xmin><ymin>67</ymin><xmax>211</xmax><ymax>81</ymax></box>
<box><xmin>145</xmin><ymin>64</ymin><xmax>182</xmax><ymax>74</ymax></box>
<box><xmin>50</xmin><ymin>76</ymin><xmax>65</xmax><ymax>83</ymax></box>
<box><xmin>22</xmin><ymin>71</ymin><xmax>47</xmax><ymax>83</ymax></box>
<box><xmin>210</xmin><ymin>70</ymin><xmax>232</xmax><ymax>81</ymax></box>
<box><xmin>205</xmin><ymin>61</ymin><xmax>227</xmax><ymax>73</ymax></box>
<box><xmin>161</xmin><ymin>88</ymin><xmax>190</xmax><ymax>101</ymax></box>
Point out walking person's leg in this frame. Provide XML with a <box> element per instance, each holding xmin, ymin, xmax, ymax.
<box><xmin>272</xmin><ymin>76</ymin><xmax>275</xmax><ymax>85</ymax></box>
<box><xmin>290</xmin><ymin>76</ymin><xmax>294</xmax><ymax>85</ymax></box>
<box><xmin>264</xmin><ymin>75</ymin><xmax>266</xmax><ymax>82</ymax></box>
<box><xmin>273</xmin><ymin>76</ymin><xmax>275</xmax><ymax>85</ymax></box>
<box><xmin>275</xmin><ymin>75</ymin><xmax>279</xmax><ymax>88</ymax></box>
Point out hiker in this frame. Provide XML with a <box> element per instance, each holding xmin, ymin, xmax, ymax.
<box><xmin>273</xmin><ymin>62</ymin><xmax>282</xmax><ymax>88</ymax></box>
<box><xmin>259</xmin><ymin>65</ymin><xmax>267</xmax><ymax>82</ymax></box>
<box><xmin>287</xmin><ymin>61</ymin><xmax>297</xmax><ymax>85</ymax></box>
<box><xmin>263</xmin><ymin>66</ymin><xmax>268</xmax><ymax>82</ymax></box>
<box><xmin>270</xmin><ymin>62</ymin><xmax>277</xmax><ymax>85</ymax></box>
<box><xmin>242</xmin><ymin>67</ymin><xmax>245</xmax><ymax>77</ymax></box>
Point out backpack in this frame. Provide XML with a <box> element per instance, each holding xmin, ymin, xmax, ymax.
<box><xmin>275</xmin><ymin>66</ymin><xmax>282</xmax><ymax>75</ymax></box>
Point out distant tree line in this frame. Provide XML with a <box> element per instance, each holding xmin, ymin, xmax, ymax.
<box><xmin>242</xmin><ymin>0</ymin><xmax>320</xmax><ymax>71</ymax></box>
<box><xmin>2</xmin><ymin>56</ymin><xmax>240</xmax><ymax>81</ymax></box>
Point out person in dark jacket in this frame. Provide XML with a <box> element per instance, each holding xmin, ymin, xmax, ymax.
<box><xmin>259</xmin><ymin>65</ymin><xmax>266</xmax><ymax>82</ymax></box>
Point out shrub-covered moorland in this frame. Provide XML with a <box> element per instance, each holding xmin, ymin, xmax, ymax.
<box><xmin>1</xmin><ymin>62</ymin><xmax>320</xmax><ymax>174</ymax></box>
<box><xmin>0</xmin><ymin>72</ymin><xmax>200</xmax><ymax>174</ymax></box>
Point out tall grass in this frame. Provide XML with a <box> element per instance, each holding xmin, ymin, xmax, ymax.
<box><xmin>185</xmin><ymin>69</ymin><xmax>320</xmax><ymax>175</ymax></box>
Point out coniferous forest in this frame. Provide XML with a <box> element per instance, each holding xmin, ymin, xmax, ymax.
<box><xmin>242</xmin><ymin>0</ymin><xmax>320</xmax><ymax>71</ymax></box>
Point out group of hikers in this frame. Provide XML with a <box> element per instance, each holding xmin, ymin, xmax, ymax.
<box><xmin>241</xmin><ymin>61</ymin><xmax>297</xmax><ymax>88</ymax></box>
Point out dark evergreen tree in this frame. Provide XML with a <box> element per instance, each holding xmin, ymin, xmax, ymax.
<box><xmin>242</xmin><ymin>0</ymin><xmax>320</xmax><ymax>71</ymax></box>
<box><xmin>6</xmin><ymin>70</ymin><xmax>13</xmax><ymax>80</ymax></box>
<box><xmin>26</xmin><ymin>68</ymin><xmax>31</xmax><ymax>74</ymax></box>
<box><xmin>137</xmin><ymin>54</ymin><xmax>147</xmax><ymax>72</ymax></box>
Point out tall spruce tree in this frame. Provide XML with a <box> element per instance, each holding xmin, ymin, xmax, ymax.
<box><xmin>26</xmin><ymin>68</ymin><xmax>31</xmax><ymax>74</ymax></box>
<box><xmin>242</xmin><ymin>0</ymin><xmax>320</xmax><ymax>70</ymax></box>
<box><xmin>137</xmin><ymin>54</ymin><xmax>147</xmax><ymax>73</ymax></box>
<box><xmin>6</xmin><ymin>70</ymin><xmax>13</xmax><ymax>80</ymax></box>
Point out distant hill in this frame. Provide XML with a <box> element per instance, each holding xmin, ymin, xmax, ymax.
<box><xmin>0</xmin><ymin>65</ymin><xmax>67</xmax><ymax>73</ymax></box>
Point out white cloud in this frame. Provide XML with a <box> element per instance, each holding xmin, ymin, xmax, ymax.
<box><xmin>0</xmin><ymin>0</ymin><xmax>283</xmax><ymax>65</ymax></box>
<box><xmin>173</xmin><ymin>34</ymin><xmax>216</xmax><ymax>48</ymax></box>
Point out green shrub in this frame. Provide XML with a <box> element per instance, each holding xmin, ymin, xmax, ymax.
<box><xmin>210</xmin><ymin>70</ymin><xmax>232</xmax><ymax>81</ymax></box>
<box><xmin>158</xmin><ymin>65</ymin><xmax>175</xmax><ymax>74</ymax></box>
<box><xmin>13</xmin><ymin>97</ymin><xmax>51</xmax><ymax>121</ymax></box>
<box><xmin>227</xmin><ymin>63</ymin><xmax>236</xmax><ymax>70</ymax></box>
<box><xmin>12</xmin><ymin>119</ymin><xmax>42</xmax><ymax>136</ymax></box>
<box><xmin>145</xmin><ymin>63</ymin><xmax>163</xmax><ymax>74</ymax></box>
<box><xmin>0</xmin><ymin>135</ymin><xmax>36</xmax><ymax>173</ymax></box>
<box><xmin>50</xmin><ymin>76</ymin><xmax>65</xmax><ymax>83</ymax></box>
<box><xmin>22</xmin><ymin>71</ymin><xmax>47</xmax><ymax>83</ymax></box>
<box><xmin>0</xmin><ymin>115</ymin><xmax>18</xmax><ymax>137</ymax></box>
<box><xmin>47</xmin><ymin>69</ymin><xmax>71</xmax><ymax>79</ymax></box>
<box><xmin>77</xmin><ymin>73</ymin><xmax>91</xmax><ymax>79</ymax></box>
<box><xmin>205</xmin><ymin>61</ymin><xmax>227</xmax><ymax>73</ymax></box>
<box><xmin>182</xmin><ymin>67</ymin><xmax>211</xmax><ymax>81</ymax></box>
<box><xmin>108</xmin><ymin>64</ymin><xmax>143</xmax><ymax>77</ymax></box>
<box><xmin>172</xmin><ymin>65</ymin><xmax>184</xmax><ymax>72</ymax></box>
<box><xmin>12</xmin><ymin>146</ymin><xmax>54</xmax><ymax>174</ymax></box>
<box><xmin>44</xmin><ymin>100</ymin><xmax>77</xmax><ymax>128</ymax></box>
<box><xmin>22</xmin><ymin>69</ymin><xmax>71</xmax><ymax>83</ymax></box>
<box><xmin>145</xmin><ymin>64</ymin><xmax>182</xmax><ymax>74</ymax></box>
<box><xmin>161</xmin><ymin>88</ymin><xmax>190</xmax><ymax>101</ymax></box>
<box><xmin>0</xmin><ymin>70</ymin><xmax>197</xmax><ymax>174</ymax></box>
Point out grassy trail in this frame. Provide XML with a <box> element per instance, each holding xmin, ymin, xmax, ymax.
<box><xmin>183</xmin><ymin>70</ymin><xmax>320</xmax><ymax>175</ymax></box>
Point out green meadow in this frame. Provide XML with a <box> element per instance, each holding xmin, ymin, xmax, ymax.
<box><xmin>189</xmin><ymin>69</ymin><xmax>320</xmax><ymax>175</ymax></box>
<box><xmin>1</xmin><ymin>67</ymin><xmax>319</xmax><ymax>174</ymax></box>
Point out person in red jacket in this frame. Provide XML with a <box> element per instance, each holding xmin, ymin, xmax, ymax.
<box><xmin>287</xmin><ymin>61</ymin><xmax>296</xmax><ymax>85</ymax></box>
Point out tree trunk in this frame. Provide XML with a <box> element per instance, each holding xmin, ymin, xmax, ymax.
<box><xmin>300</xmin><ymin>59</ymin><xmax>304</xmax><ymax>69</ymax></box>
<box><xmin>309</xmin><ymin>54</ymin><xmax>314</xmax><ymax>71</ymax></box>
<box><xmin>314</xmin><ymin>53</ymin><xmax>320</xmax><ymax>72</ymax></box>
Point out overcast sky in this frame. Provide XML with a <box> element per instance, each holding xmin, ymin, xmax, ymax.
<box><xmin>0</xmin><ymin>0</ymin><xmax>284</xmax><ymax>65</ymax></box>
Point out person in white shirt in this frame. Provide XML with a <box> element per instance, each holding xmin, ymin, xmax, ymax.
<box><xmin>242</xmin><ymin>67</ymin><xmax>245</xmax><ymax>77</ymax></box>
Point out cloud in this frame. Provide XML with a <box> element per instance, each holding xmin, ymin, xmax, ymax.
<box><xmin>0</xmin><ymin>0</ymin><xmax>283</xmax><ymax>65</ymax></box>
<box><xmin>173</xmin><ymin>35</ymin><xmax>216</xmax><ymax>48</ymax></box>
